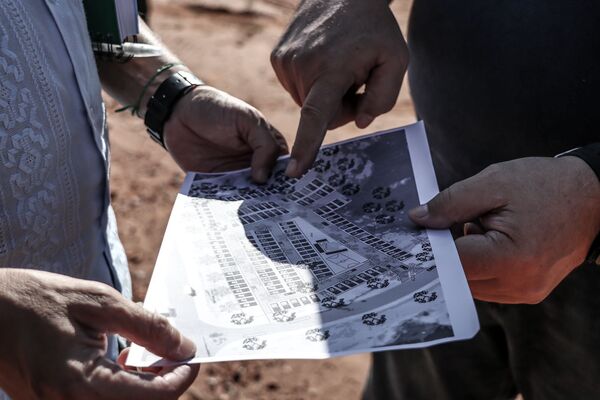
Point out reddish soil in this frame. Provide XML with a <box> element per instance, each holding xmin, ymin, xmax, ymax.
<box><xmin>107</xmin><ymin>1</ymin><xmax>416</xmax><ymax>398</ymax></box>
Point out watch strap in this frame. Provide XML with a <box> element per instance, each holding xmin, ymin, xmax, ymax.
<box><xmin>144</xmin><ymin>70</ymin><xmax>203</xmax><ymax>148</ymax></box>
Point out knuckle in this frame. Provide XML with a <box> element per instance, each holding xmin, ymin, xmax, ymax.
<box><xmin>436</xmin><ymin>185</ymin><xmax>455</xmax><ymax>211</ymax></box>
<box><xmin>365</xmin><ymin>97</ymin><xmax>396</xmax><ymax>116</ymax></box>
<box><xmin>397</xmin><ymin>44</ymin><xmax>409</xmax><ymax>67</ymax></box>
<box><xmin>270</xmin><ymin>48</ymin><xmax>283</xmax><ymax>64</ymax></box>
<box><xmin>481</xmin><ymin>163</ymin><xmax>505</xmax><ymax>182</ymax></box>
<box><xmin>263</xmin><ymin>139</ymin><xmax>281</xmax><ymax>157</ymax></box>
<box><xmin>300</xmin><ymin>103</ymin><xmax>325</xmax><ymax>124</ymax></box>
<box><xmin>90</xmin><ymin>283</ymin><xmax>120</xmax><ymax>307</ymax></box>
<box><xmin>271</xmin><ymin>47</ymin><xmax>296</xmax><ymax>68</ymax></box>
<box><xmin>290</xmin><ymin>51</ymin><xmax>308</xmax><ymax>67</ymax></box>
<box><xmin>88</xmin><ymin>281</ymin><xmax>115</xmax><ymax>298</ymax></box>
<box><xmin>521</xmin><ymin>274</ymin><xmax>551</xmax><ymax>304</ymax></box>
<box><xmin>380</xmin><ymin>97</ymin><xmax>397</xmax><ymax>113</ymax></box>
<box><xmin>246</xmin><ymin>107</ymin><xmax>264</xmax><ymax>123</ymax></box>
<box><xmin>149</xmin><ymin>313</ymin><xmax>172</xmax><ymax>340</ymax></box>
<box><xmin>524</xmin><ymin>287</ymin><xmax>548</xmax><ymax>304</ymax></box>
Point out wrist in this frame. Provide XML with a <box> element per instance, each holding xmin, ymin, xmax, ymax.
<box><xmin>559</xmin><ymin>155</ymin><xmax>600</xmax><ymax>216</ymax></box>
<box><xmin>137</xmin><ymin>64</ymin><xmax>191</xmax><ymax>118</ymax></box>
<box><xmin>558</xmin><ymin>143</ymin><xmax>600</xmax><ymax>182</ymax></box>
<box><xmin>144</xmin><ymin>71</ymin><xmax>204</xmax><ymax>148</ymax></box>
<box><xmin>558</xmin><ymin>156</ymin><xmax>600</xmax><ymax>265</ymax></box>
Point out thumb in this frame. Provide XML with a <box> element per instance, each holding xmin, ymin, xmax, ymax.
<box><xmin>409</xmin><ymin>172</ymin><xmax>507</xmax><ymax>229</ymax></box>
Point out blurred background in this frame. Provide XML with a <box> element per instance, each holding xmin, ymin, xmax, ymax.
<box><xmin>106</xmin><ymin>0</ymin><xmax>416</xmax><ymax>398</ymax></box>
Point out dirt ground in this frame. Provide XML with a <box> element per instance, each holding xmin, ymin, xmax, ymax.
<box><xmin>106</xmin><ymin>1</ymin><xmax>416</xmax><ymax>398</ymax></box>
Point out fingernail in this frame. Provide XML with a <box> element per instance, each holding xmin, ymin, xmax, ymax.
<box><xmin>285</xmin><ymin>158</ymin><xmax>298</xmax><ymax>177</ymax></box>
<box><xmin>178</xmin><ymin>335</ymin><xmax>197</xmax><ymax>359</ymax></box>
<box><xmin>356</xmin><ymin>113</ymin><xmax>374</xmax><ymax>129</ymax></box>
<box><xmin>255</xmin><ymin>168</ymin><xmax>269</xmax><ymax>183</ymax></box>
<box><xmin>410</xmin><ymin>204</ymin><xmax>429</xmax><ymax>219</ymax></box>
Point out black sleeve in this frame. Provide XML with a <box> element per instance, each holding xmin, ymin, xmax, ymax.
<box><xmin>559</xmin><ymin>143</ymin><xmax>600</xmax><ymax>266</ymax></box>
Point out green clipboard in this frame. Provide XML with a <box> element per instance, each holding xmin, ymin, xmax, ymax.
<box><xmin>82</xmin><ymin>0</ymin><xmax>139</xmax><ymax>44</ymax></box>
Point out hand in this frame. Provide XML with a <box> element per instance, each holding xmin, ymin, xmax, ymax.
<box><xmin>0</xmin><ymin>269</ymin><xmax>200</xmax><ymax>400</ymax></box>
<box><xmin>163</xmin><ymin>85</ymin><xmax>288</xmax><ymax>183</ymax></box>
<box><xmin>271</xmin><ymin>0</ymin><xmax>408</xmax><ymax>177</ymax></box>
<box><xmin>408</xmin><ymin>157</ymin><xmax>600</xmax><ymax>304</ymax></box>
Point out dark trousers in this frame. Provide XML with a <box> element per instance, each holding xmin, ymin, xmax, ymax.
<box><xmin>137</xmin><ymin>0</ymin><xmax>151</xmax><ymax>23</ymax></box>
<box><xmin>363</xmin><ymin>261</ymin><xmax>600</xmax><ymax>399</ymax></box>
<box><xmin>367</xmin><ymin>1</ymin><xmax>600</xmax><ymax>398</ymax></box>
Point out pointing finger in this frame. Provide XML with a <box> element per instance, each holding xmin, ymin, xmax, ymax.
<box><xmin>285</xmin><ymin>75</ymin><xmax>352</xmax><ymax>177</ymax></box>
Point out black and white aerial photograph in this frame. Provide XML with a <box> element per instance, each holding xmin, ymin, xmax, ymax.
<box><xmin>128</xmin><ymin>122</ymin><xmax>478</xmax><ymax>367</ymax></box>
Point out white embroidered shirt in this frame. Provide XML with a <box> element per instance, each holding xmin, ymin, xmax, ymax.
<box><xmin>0</xmin><ymin>2</ymin><xmax>132</xmax><ymax>396</ymax></box>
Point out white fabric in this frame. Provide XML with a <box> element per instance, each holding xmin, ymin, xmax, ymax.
<box><xmin>0</xmin><ymin>0</ymin><xmax>131</xmax><ymax>397</ymax></box>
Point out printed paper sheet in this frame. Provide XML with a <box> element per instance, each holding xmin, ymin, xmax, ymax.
<box><xmin>127</xmin><ymin>122</ymin><xmax>479</xmax><ymax>366</ymax></box>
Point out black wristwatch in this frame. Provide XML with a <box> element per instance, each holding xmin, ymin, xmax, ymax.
<box><xmin>558</xmin><ymin>143</ymin><xmax>600</xmax><ymax>266</ymax></box>
<box><xmin>144</xmin><ymin>71</ymin><xmax>204</xmax><ymax>148</ymax></box>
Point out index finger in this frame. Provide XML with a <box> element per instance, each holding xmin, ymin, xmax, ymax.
<box><xmin>285</xmin><ymin>76</ymin><xmax>352</xmax><ymax>177</ymax></box>
<box><xmin>455</xmin><ymin>229</ymin><xmax>513</xmax><ymax>281</ymax></box>
<box><xmin>71</xmin><ymin>286</ymin><xmax>196</xmax><ymax>362</ymax></box>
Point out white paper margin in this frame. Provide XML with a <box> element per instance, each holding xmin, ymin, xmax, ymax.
<box><xmin>404</xmin><ymin>121</ymin><xmax>479</xmax><ymax>340</ymax></box>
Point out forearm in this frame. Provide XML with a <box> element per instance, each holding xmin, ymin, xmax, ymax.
<box><xmin>97</xmin><ymin>19</ymin><xmax>193</xmax><ymax>117</ymax></box>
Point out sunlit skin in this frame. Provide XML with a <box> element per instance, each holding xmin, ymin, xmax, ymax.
<box><xmin>409</xmin><ymin>156</ymin><xmax>600</xmax><ymax>304</ymax></box>
<box><xmin>0</xmin><ymin>269</ymin><xmax>199</xmax><ymax>400</ymax></box>
<box><xmin>0</xmin><ymin>13</ymin><xmax>289</xmax><ymax>399</ymax></box>
<box><xmin>271</xmin><ymin>0</ymin><xmax>600</xmax><ymax>304</ymax></box>
<box><xmin>99</xmin><ymin>21</ymin><xmax>288</xmax><ymax>184</ymax></box>
<box><xmin>270</xmin><ymin>0</ymin><xmax>408</xmax><ymax>177</ymax></box>
<box><xmin>164</xmin><ymin>85</ymin><xmax>288</xmax><ymax>182</ymax></box>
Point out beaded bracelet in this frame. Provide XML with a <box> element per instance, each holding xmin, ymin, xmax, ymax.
<box><xmin>115</xmin><ymin>62</ymin><xmax>184</xmax><ymax>118</ymax></box>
